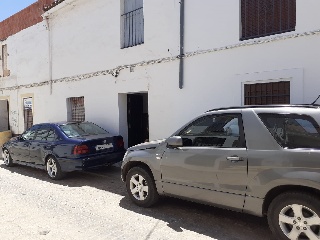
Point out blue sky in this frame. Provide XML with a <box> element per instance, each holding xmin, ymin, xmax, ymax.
<box><xmin>0</xmin><ymin>0</ymin><xmax>37</xmax><ymax>22</ymax></box>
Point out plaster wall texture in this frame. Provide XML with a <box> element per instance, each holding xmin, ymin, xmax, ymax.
<box><xmin>0</xmin><ymin>0</ymin><xmax>320</xmax><ymax>143</ymax></box>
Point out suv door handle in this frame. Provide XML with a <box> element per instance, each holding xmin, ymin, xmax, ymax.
<box><xmin>226</xmin><ymin>156</ymin><xmax>244</xmax><ymax>163</ymax></box>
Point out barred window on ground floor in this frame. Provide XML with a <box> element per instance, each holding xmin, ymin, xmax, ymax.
<box><xmin>244</xmin><ymin>81</ymin><xmax>290</xmax><ymax>105</ymax></box>
<box><xmin>23</xmin><ymin>97</ymin><xmax>33</xmax><ymax>131</ymax></box>
<box><xmin>241</xmin><ymin>0</ymin><xmax>296</xmax><ymax>40</ymax></box>
<box><xmin>67</xmin><ymin>97</ymin><xmax>85</xmax><ymax>122</ymax></box>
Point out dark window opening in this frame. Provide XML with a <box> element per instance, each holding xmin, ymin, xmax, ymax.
<box><xmin>241</xmin><ymin>0</ymin><xmax>296</xmax><ymax>40</ymax></box>
<box><xmin>244</xmin><ymin>81</ymin><xmax>290</xmax><ymax>105</ymax></box>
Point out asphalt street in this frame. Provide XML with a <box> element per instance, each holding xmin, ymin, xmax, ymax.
<box><xmin>0</xmin><ymin>161</ymin><xmax>274</xmax><ymax>240</ymax></box>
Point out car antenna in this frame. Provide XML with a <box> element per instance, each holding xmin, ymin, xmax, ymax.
<box><xmin>311</xmin><ymin>95</ymin><xmax>320</xmax><ymax>105</ymax></box>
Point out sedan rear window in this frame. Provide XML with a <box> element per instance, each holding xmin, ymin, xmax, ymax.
<box><xmin>59</xmin><ymin>122</ymin><xmax>108</xmax><ymax>138</ymax></box>
<box><xmin>258</xmin><ymin>113</ymin><xmax>320</xmax><ymax>149</ymax></box>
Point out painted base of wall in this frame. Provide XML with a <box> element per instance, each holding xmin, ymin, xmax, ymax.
<box><xmin>0</xmin><ymin>130</ymin><xmax>12</xmax><ymax>148</ymax></box>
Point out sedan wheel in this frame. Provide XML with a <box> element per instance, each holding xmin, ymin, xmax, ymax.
<box><xmin>268</xmin><ymin>192</ymin><xmax>320</xmax><ymax>240</ymax></box>
<box><xmin>126</xmin><ymin>167</ymin><xmax>159</xmax><ymax>207</ymax></box>
<box><xmin>46</xmin><ymin>157</ymin><xmax>64</xmax><ymax>180</ymax></box>
<box><xmin>2</xmin><ymin>149</ymin><xmax>14</xmax><ymax>167</ymax></box>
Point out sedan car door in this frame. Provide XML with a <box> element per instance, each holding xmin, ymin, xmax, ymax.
<box><xmin>10</xmin><ymin>126</ymin><xmax>38</xmax><ymax>162</ymax></box>
<box><xmin>29</xmin><ymin>126</ymin><xmax>57</xmax><ymax>165</ymax></box>
<box><xmin>160</xmin><ymin>113</ymin><xmax>248</xmax><ymax>210</ymax></box>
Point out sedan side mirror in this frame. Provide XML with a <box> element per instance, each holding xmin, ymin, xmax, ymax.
<box><xmin>17</xmin><ymin>135</ymin><xmax>23</xmax><ymax>141</ymax></box>
<box><xmin>166</xmin><ymin>136</ymin><xmax>183</xmax><ymax>148</ymax></box>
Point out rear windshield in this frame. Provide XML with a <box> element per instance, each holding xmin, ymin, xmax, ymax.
<box><xmin>59</xmin><ymin>122</ymin><xmax>108</xmax><ymax>138</ymax></box>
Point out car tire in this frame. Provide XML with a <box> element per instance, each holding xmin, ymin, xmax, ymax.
<box><xmin>2</xmin><ymin>149</ymin><xmax>14</xmax><ymax>167</ymax></box>
<box><xmin>46</xmin><ymin>156</ymin><xmax>64</xmax><ymax>180</ymax></box>
<box><xmin>126</xmin><ymin>166</ymin><xmax>159</xmax><ymax>207</ymax></box>
<box><xmin>268</xmin><ymin>192</ymin><xmax>320</xmax><ymax>240</ymax></box>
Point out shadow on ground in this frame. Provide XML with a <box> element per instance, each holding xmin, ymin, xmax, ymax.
<box><xmin>119</xmin><ymin>196</ymin><xmax>274</xmax><ymax>240</ymax></box>
<box><xmin>0</xmin><ymin>161</ymin><xmax>274</xmax><ymax>240</ymax></box>
<box><xmin>0</xmin><ymin>162</ymin><xmax>126</xmax><ymax>196</ymax></box>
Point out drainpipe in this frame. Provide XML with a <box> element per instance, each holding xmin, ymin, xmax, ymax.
<box><xmin>179</xmin><ymin>0</ymin><xmax>185</xmax><ymax>89</ymax></box>
<box><xmin>45</xmin><ymin>16</ymin><xmax>53</xmax><ymax>95</ymax></box>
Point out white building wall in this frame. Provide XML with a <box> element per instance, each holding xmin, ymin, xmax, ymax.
<box><xmin>0</xmin><ymin>0</ymin><xmax>320</xmax><ymax>144</ymax></box>
<box><xmin>0</xmin><ymin>22</ymin><xmax>50</xmax><ymax>134</ymax></box>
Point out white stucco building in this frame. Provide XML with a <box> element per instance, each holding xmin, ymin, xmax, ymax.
<box><xmin>0</xmin><ymin>0</ymin><xmax>319</xmax><ymax>147</ymax></box>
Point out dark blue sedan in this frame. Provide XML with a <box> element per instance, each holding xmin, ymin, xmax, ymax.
<box><xmin>1</xmin><ymin>122</ymin><xmax>125</xmax><ymax>180</ymax></box>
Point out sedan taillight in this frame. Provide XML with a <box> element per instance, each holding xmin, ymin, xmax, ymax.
<box><xmin>73</xmin><ymin>145</ymin><xmax>89</xmax><ymax>155</ymax></box>
<box><xmin>116</xmin><ymin>137</ymin><xmax>124</xmax><ymax>149</ymax></box>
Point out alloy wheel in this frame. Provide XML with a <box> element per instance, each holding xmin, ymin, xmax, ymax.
<box><xmin>129</xmin><ymin>173</ymin><xmax>149</xmax><ymax>201</ymax></box>
<box><xmin>3</xmin><ymin>150</ymin><xmax>10</xmax><ymax>165</ymax></box>
<box><xmin>47</xmin><ymin>158</ymin><xmax>58</xmax><ymax>178</ymax></box>
<box><xmin>279</xmin><ymin>204</ymin><xmax>320</xmax><ymax>240</ymax></box>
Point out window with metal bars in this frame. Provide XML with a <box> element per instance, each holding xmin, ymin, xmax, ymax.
<box><xmin>241</xmin><ymin>0</ymin><xmax>296</xmax><ymax>40</ymax></box>
<box><xmin>244</xmin><ymin>81</ymin><xmax>290</xmax><ymax>105</ymax></box>
<box><xmin>24</xmin><ymin>109</ymin><xmax>33</xmax><ymax>130</ymax></box>
<box><xmin>23</xmin><ymin>97</ymin><xmax>33</xmax><ymax>130</ymax></box>
<box><xmin>67</xmin><ymin>97</ymin><xmax>85</xmax><ymax>122</ymax></box>
<box><xmin>121</xmin><ymin>0</ymin><xmax>144</xmax><ymax>48</ymax></box>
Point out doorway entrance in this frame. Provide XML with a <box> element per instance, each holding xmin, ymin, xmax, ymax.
<box><xmin>0</xmin><ymin>100</ymin><xmax>9</xmax><ymax>131</ymax></box>
<box><xmin>127</xmin><ymin>93</ymin><xmax>148</xmax><ymax>147</ymax></box>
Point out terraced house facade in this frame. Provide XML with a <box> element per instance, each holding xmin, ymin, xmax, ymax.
<box><xmin>0</xmin><ymin>0</ymin><xmax>319</xmax><ymax>147</ymax></box>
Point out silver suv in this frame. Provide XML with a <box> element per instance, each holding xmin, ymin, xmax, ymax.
<box><xmin>121</xmin><ymin>105</ymin><xmax>320</xmax><ymax>240</ymax></box>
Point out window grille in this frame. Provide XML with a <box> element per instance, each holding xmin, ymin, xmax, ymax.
<box><xmin>24</xmin><ymin>109</ymin><xmax>33</xmax><ymax>130</ymax></box>
<box><xmin>241</xmin><ymin>0</ymin><xmax>296</xmax><ymax>40</ymax></box>
<box><xmin>67</xmin><ymin>97</ymin><xmax>85</xmax><ymax>122</ymax></box>
<box><xmin>122</xmin><ymin>0</ymin><xmax>144</xmax><ymax>48</ymax></box>
<box><xmin>23</xmin><ymin>97</ymin><xmax>33</xmax><ymax>130</ymax></box>
<box><xmin>244</xmin><ymin>81</ymin><xmax>290</xmax><ymax>105</ymax></box>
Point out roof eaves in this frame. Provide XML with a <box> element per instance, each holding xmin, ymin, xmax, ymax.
<box><xmin>43</xmin><ymin>0</ymin><xmax>66</xmax><ymax>12</ymax></box>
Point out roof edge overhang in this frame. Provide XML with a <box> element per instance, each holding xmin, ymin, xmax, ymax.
<box><xmin>42</xmin><ymin>0</ymin><xmax>77</xmax><ymax>18</ymax></box>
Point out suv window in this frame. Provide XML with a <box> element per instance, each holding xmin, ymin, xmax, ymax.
<box><xmin>179</xmin><ymin>114</ymin><xmax>244</xmax><ymax>148</ymax></box>
<box><xmin>258</xmin><ymin>113</ymin><xmax>320</xmax><ymax>149</ymax></box>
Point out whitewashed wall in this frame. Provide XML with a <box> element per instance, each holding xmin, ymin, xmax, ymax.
<box><xmin>0</xmin><ymin>0</ymin><xmax>320</xmax><ymax>144</ymax></box>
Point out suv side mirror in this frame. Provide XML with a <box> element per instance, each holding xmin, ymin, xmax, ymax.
<box><xmin>167</xmin><ymin>136</ymin><xmax>183</xmax><ymax>148</ymax></box>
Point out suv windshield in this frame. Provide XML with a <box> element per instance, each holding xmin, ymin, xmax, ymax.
<box><xmin>59</xmin><ymin>122</ymin><xmax>108</xmax><ymax>138</ymax></box>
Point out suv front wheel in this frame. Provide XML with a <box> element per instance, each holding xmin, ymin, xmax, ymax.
<box><xmin>126</xmin><ymin>166</ymin><xmax>159</xmax><ymax>207</ymax></box>
<box><xmin>268</xmin><ymin>192</ymin><xmax>320</xmax><ymax>240</ymax></box>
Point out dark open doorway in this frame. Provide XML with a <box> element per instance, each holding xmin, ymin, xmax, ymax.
<box><xmin>127</xmin><ymin>93</ymin><xmax>148</xmax><ymax>147</ymax></box>
<box><xmin>0</xmin><ymin>100</ymin><xmax>9</xmax><ymax>131</ymax></box>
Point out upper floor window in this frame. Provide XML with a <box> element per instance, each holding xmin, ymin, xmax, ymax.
<box><xmin>121</xmin><ymin>0</ymin><xmax>144</xmax><ymax>48</ymax></box>
<box><xmin>241</xmin><ymin>0</ymin><xmax>296</xmax><ymax>41</ymax></box>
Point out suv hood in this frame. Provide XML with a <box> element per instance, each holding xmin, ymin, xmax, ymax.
<box><xmin>128</xmin><ymin>139</ymin><xmax>166</xmax><ymax>151</ymax></box>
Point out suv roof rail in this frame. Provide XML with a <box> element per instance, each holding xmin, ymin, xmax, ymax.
<box><xmin>206</xmin><ymin>104</ymin><xmax>320</xmax><ymax>113</ymax></box>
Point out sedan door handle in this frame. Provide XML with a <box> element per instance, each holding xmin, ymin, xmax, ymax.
<box><xmin>226</xmin><ymin>156</ymin><xmax>244</xmax><ymax>163</ymax></box>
